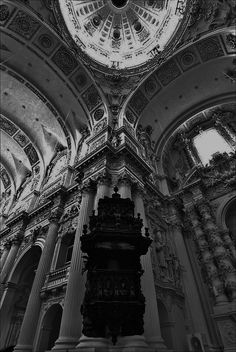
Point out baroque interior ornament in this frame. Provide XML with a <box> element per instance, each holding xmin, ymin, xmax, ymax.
<box><xmin>57</xmin><ymin>0</ymin><xmax>189</xmax><ymax>70</ymax></box>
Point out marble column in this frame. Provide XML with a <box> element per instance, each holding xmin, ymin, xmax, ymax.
<box><xmin>0</xmin><ymin>235</ymin><xmax>23</xmax><ymax>284</ymax></box>
<box><xmin>0</xmin><ymin>241</ymin><xmax>11</xmax><ymax>273</ymax></box>
<box><xmin>14</xmin><ymin>209</ymin><xmax>62</xmax><ymax>352</ymax></box>
<box><xmin>133</xmin><ymin>187</ymin><xmax>167</xmax><ymax>351</ymax></box>
<box><xmin>53</xmin><ymin>181</ymin><xmax>96</xmax><ymax>351</ymax></box>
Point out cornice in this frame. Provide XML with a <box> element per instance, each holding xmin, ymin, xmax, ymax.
<box><xmin>28</xmin><ymin>200</ymin><xmax>53</xmax><ymax>219</ymax></box>
<box><xmin>5</xmin><ymin>210</ymin><xmax>28</xmax><ymax>227</ymax></box>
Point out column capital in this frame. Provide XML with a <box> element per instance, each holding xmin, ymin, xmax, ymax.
<box><xmin>49</xmin><ymin>207</ymin><xmax>64</xmax><ymax>223</ymax></box>
<box><xmin>132</xmin><ymin>182</ymin><xmax>146</xmax><ymax>198</ymax></box>
<box><xmin>81</xmin><ymin>178</ymin><xmax>97</xmax><ymax>194</ymax></box>
<box><xmin>3</xmin><ymin>240</ymin><xmax>11</xmax><ymax>250</ymax></box>
<box><xmin>96</xmin><ymin>170</ymin><xmax>112</xmax><ymax>187</ymax></box>
<box><xmin>117</xmin><ymin>171</ymin><xmax>135</xmax><ymax>188</ymax></box>
<box><xmin>11</xmin><ymin>233</ymin><xmax>24</xmax><ymax>246</ymax></box>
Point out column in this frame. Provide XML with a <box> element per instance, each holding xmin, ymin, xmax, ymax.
<box><xmin>185</xmin><ymin>205</ymin><xmax>227</xmax><ymax>304</ymax></box>
<box><xmin>133</xmin><ymin>187</ymin><xmax>168</xmax><ymax>351</ymax></box>
<box><xmin>0</xmin><ymin>235</ymin><xmax>23</xmax><ymax>284</ymax></box>
<box><xmin>118</xmin><ymin>174</ymin><xmax>132</xmax><ymax>199</ymax></box>
<box><xmin>77</xmin><ymin>176</ymin><xmax>114</xmax><ymax>349</ymax></box>
<box><xmin>196</xmin><ymin>200</ymin><xmax>236</xmax><ymax>301</ymax></box>
<box><xmin>215</xmin><ymin>118</ymin><xmax>236</xmax><ymax>148</ymax></box>
<box><xmin>169</xmin><ymin>212</ymin><xmax>221</xmax><ymax>346</ymax></box>
<box><xmin>0</xmin><ymin>241</ymin><xmax>11</xmax><ymax>272</ymax></box>
<box><xmin>53</xmin><ymin>180</ymin><xmax>96</xmax><ymax>351</ymax></box>
<box><xmin>178</xmin><ymin>132</ymin><xmax>200</xmax><ymax>167</ymax></box>
<box><xmin>0</xmin><ymin>282</ymin><xmax>17</xmax><ymax>350</ymax></box>
<box><xmin>14</xmin><ymin>208</ymin><xmax>62</xmax><ymax>352</ymax></box>
<box><xmin>93</xmin><ymin>174</ymin><xmax>111</xmax><ymax>212</ymax></box>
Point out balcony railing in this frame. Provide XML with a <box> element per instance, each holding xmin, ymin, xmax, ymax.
<box><xmin>41</xmin><ymin>264</ymin><xmax>70</xmax><ymax>292</ymax></box>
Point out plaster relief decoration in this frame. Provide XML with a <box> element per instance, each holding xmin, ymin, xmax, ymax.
<box><xmin>57</xmin><ymin>0</ymin><xmax>189</xmax><ymax>70</ymax></box>
<box><xmin>13</xmin><ymin>165</ymin><xmax>41</xmax><ymax>203</ymax></box>
<box><xmin>43</xmin><ymin>150</ymin><xmax>68</xmax><ymax>190</ymax></box>
<box><xmin>0</xmin><ymin>187</ymin><xmax>12</xmax><ymax>217</ymax></box>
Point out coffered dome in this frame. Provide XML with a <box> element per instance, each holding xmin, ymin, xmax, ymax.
<box><xmin>57</xmin><ymin>0</ymin><xmax>189</xmax><ymax>70</ymax></box>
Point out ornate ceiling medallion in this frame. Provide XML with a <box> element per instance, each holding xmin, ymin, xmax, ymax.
<box><xmin>57</xmin><ymin>0</ymin><xmax>189</xmax><ymax>71</ymax></box>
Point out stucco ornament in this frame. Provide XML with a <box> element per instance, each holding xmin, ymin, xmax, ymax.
<box><xmin>58</xmin><ymin>0</ymin><xmax>189</xmax><ymax>70</ymax></box>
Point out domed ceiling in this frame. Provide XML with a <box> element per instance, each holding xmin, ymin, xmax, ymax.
<box><xmin>58</xmin><ymin>0</ymin><xmax>189</xmax><ymax>70</ymax></box>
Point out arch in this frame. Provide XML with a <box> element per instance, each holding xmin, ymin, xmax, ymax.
<box><xmin>0</xmin><ymin>246</ymin><xmax>42</xmax><ymax>350</ymax></box>
<box><xmin>225</xmin><ymin>199</ymin><xmax>236</xmax><ymax>241</ymax></box>
<box><xmin>36</xmin><ymin>304</ymin><xmax>62</xmax><ymax>352</ymax></box>
<box><xmin>216</xmin><ymin>194</ymin><xmax>236</xmax><ymax>237</ymax></box>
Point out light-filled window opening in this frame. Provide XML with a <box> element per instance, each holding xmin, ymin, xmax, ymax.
<box><xmin>193</xmin><ymin>129</ymin><xmax>233</xmax><ymax>166</ymax></box>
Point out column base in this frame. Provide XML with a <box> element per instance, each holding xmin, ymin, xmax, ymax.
<box><xmin>75</xmin><ymin>335</ymin><xmax>154</xmax><ymax>352</ymax></box>
<box><xmin>52</xmin><ymin>337</ymin><xmax>79</xmax><ymax>350</ymax></box>
<box><xmin>76</xmin><ymin>336</ymin><xmax>110</xmax><ymax>349</ymax></box>
<box><xmin>14</xmin><ymin>344</ymin><xmax>33</xmax><ymax>352</ymax></box>
<box><xmin>146</xmin><ymin>336</ymin><xmax>169</xmax><ymax>351</ymax></box>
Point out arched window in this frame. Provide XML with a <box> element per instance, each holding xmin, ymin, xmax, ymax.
<box><xmin>193</xmin><ymin>128</ymin><xmax>232</xmax><ymax>166</ymax></box>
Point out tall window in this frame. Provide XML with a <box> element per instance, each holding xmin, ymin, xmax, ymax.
<box><xmin>193</xmin><ymin>129</ymin><xmax>232</xmax><ymax>166</ymax></box>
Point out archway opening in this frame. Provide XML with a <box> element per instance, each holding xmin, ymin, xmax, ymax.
<box><xmin>1</xmin><ymin>246</ymin><xmax>41</xmax><ymax>349</ymax></box>
<box><xmin>36</xmin><ymin>304</ymin><xmax>62</xmax><ymax>351</ymax></box>
<box><xmin>225</xmin><ymin>198</ymin><xmax>236</xmax><ymax>241</ymax></box>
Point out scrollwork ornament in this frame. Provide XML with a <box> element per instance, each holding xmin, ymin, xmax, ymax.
<box><xmin>226</xmin><ymin>33</ymin><xmax>236</xmax><ymax>49</ymax></box>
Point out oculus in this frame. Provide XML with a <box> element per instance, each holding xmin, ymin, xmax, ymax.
<box><xmin>58</xmin><ymin>0</ymin><xmax>189</xmax><ymax>70</ymax></box>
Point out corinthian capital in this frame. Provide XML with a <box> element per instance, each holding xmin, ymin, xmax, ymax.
<box><xmin>117</xmin><ymin>171</ymin><xmax>135</xmax><ymax>188</ymax></box>
<box><xmin>81</xmin><ymin>178</ymin><xmax>97</xmax><ymax>194</ymax></box>
<box><xmin>49</xmin><ymin>207</ymin><xmax>64</xmax><ymax>222</ymax></box>
<box><xmin>96</xmin><ymin>170</ymin><xmax>112</xmax><ymax>186</ymax></box>
<box><xmin>11</xmin><ymin>233</ymin><xmax>24</xmax><ymax>245</ymax></box>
